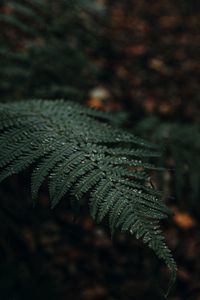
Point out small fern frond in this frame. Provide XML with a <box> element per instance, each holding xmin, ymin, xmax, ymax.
<box><xmin>136</xmin><ymin>116</ymin><xmax>200</xmax><ymax>206</ymax></box>
<box><xmin>0</xmin><ymin>100</ymin><xmax>176</xmax><ymax>292</ymax></box>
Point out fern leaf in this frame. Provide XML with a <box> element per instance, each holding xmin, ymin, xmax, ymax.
<box><xmin>0</xmin><ymin>100</ymin><xmax>176</xmax><ymax>292</ymax></box>
<box><xmin>90</xmin><ymin>179</ymin><xmax>112</xmax><ymax>219</ymax></box>
<box><xmin>31</xmin><ymin>142</ymin><xmax>76</xmax><ymax>201</ymax></box>
<box><xmin>97</xmin><ymin>188</ymin><xmax>120</xmax><ymax>222</ymax></box>
<box><xmin>50</xmin><ymin>157</ymin><xmax>95</xmax><ymax>207</ymax></box>
<box><xmin>73</xmin><ymin>169</ymin><xmax>103</xmax><ymax>199</ymax></box>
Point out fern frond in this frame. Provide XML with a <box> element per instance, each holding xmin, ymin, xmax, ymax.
<box><xmin>0</xmin><ymin>100</ymin><xmax>176</xmax><ymax>291</ymax></box>
<box><xmin>136</xmin><ymin>116</ymin><xmax>200</xmax><ymax>206</ymax></box>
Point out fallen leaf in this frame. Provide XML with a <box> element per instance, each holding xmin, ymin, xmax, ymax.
<box><xmin>173</xmin><ymin>210</ymin><xmax>196</xmax><ymax>229</ymax></box>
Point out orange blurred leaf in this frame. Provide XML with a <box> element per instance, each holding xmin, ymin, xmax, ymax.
<box><xmin>173</xmin><ymin>210</ymin><xmax>196</xmax><ymax>229</ymax></box>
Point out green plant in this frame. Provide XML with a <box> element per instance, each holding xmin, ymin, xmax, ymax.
<box><xmin>136</xmin><ymin>117</ymin><xmax>200</xmax><ymax>209</ymax></box>
<box><xmin>0</xmin><ymin>0</ymin><xmax>104</xmax><ymax>101</ymax></box>
<box><xmin>0</xmin><ymin>100</ymin><xmax>176</xmax><ymax>295</ymax></box>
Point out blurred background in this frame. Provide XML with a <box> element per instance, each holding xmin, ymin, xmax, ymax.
<box><xmin>0</xmin><ymin>0</ymin><xmax>199</xmax><ymax>299</ymax></box>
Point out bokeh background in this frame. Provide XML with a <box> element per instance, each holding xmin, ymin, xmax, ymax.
<box><xmin>0</xmin><ymin>1</ymin><xmax>199</xmax><ymax>299</ymax></box>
